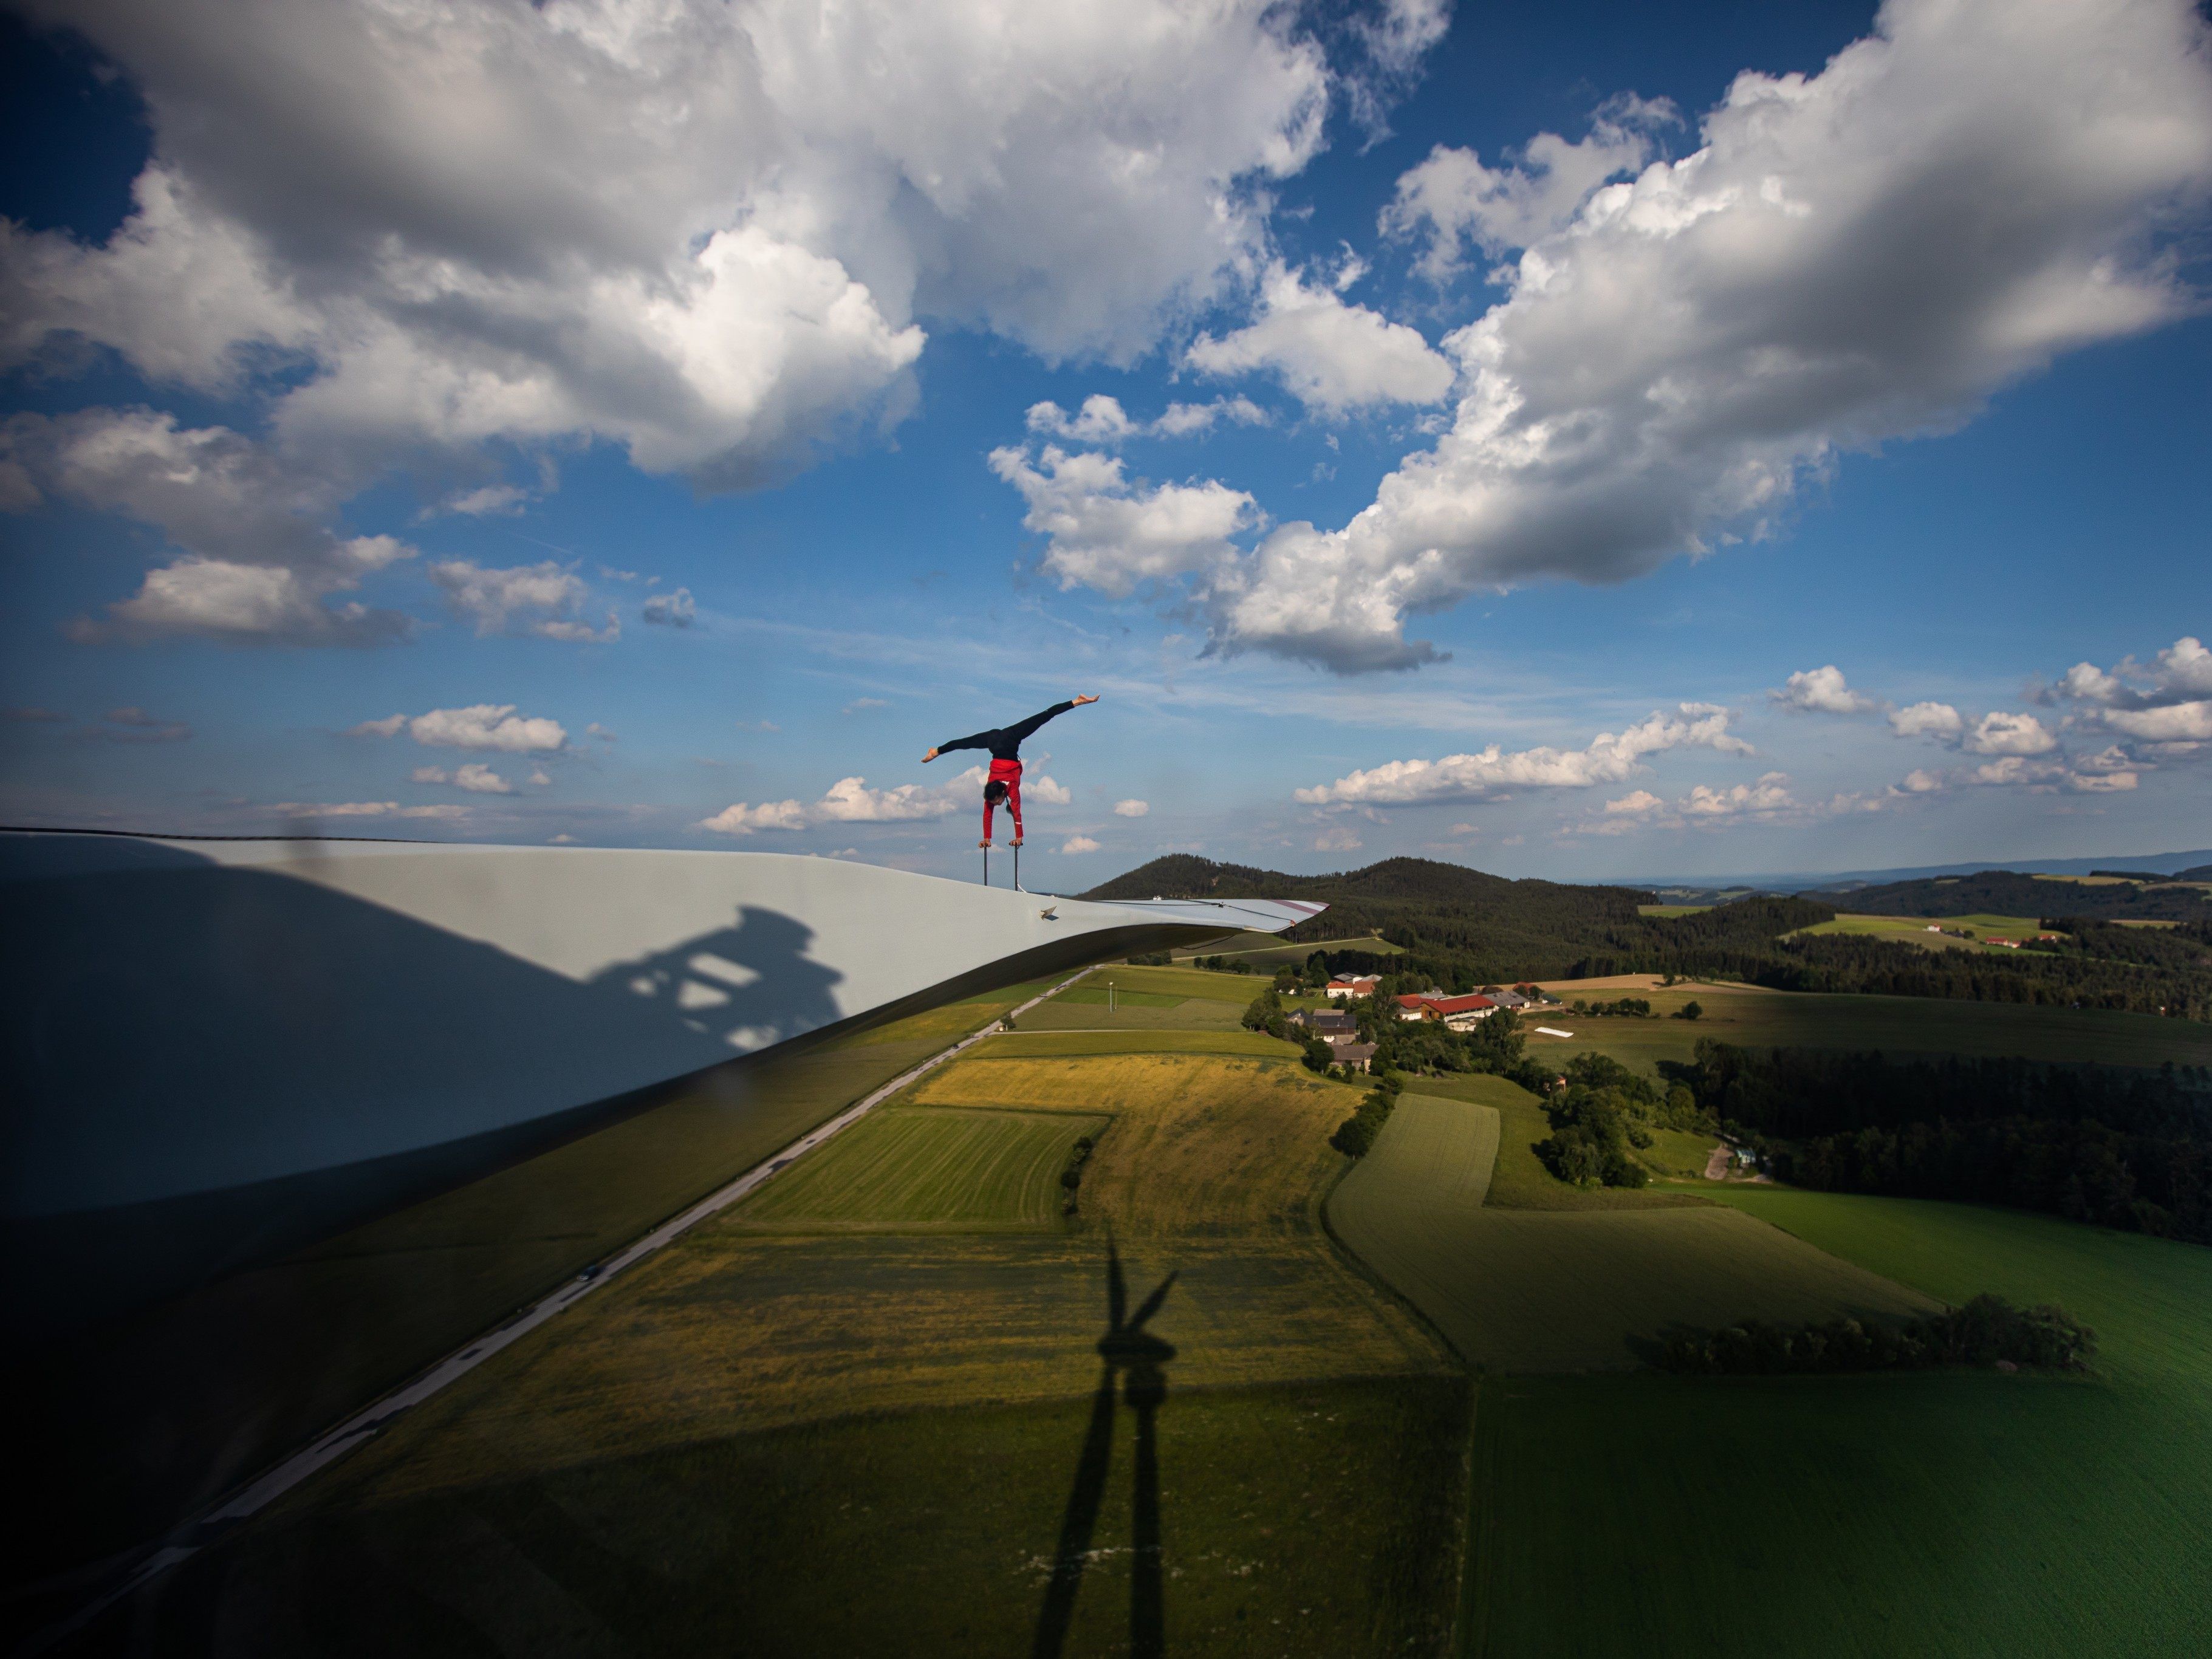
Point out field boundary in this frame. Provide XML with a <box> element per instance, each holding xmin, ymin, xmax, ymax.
<box><xmin>29</xmin><ymin>965</ymin><xmax>1100</xmax><ymax>1655</ymax></box>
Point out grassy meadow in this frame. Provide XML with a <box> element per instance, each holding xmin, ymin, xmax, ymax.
<box><xmin>85</xmin><ymin>940</ymin><xmax>2212</xmax><ymax>1657</ymax></box>
<box><xmin>1328</xmin><ymin>1092</ymin><xmax>1930</xmax><ymax>1372</ymax></box>
<box><xmin>120</xmin><ymin>965</ymin><xmax>1470</xmax><ymax>1657</ymax></box>
<box><xmin>1464</xmin><ymin>1192</ymin><xmax>2212</xmax><ymax>1657</ymax></box>
<box><xmin>1795</xmin><ymin>911</ymin><xmax>2049</xmax><ymax>950</ymax></box>
<box><xmin>1519</xmin><ymin>981</ymin><xmax>2212</xmax><ymax>1073</ymax></box>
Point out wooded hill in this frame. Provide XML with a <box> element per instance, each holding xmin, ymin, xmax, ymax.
<box><xmin>1086</xmin><ymin>855</ymin><xmax>2212</xmax><ymax>1021</ymax></box>
<box><xmin>1807</xmin><ymin>868</ymin><xmax>2212</xmax><ymax>923</ymax></box>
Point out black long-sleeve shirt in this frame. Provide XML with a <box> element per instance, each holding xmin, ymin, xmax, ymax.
<box><xmin>936</xmin><ymin>700</ymin><xmax>1075</xmax><ymax>762</ymax></box>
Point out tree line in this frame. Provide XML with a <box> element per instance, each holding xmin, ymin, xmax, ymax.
<box><xmin>1657</xmin><ymin>1294</ymin><xmax>2096</xmax><ymax>1376</ymax></box>
<box><xmin>1671</xmin><ymin>1039</ymin><xmax>2212</xmax><ymax>1243</ymax></box>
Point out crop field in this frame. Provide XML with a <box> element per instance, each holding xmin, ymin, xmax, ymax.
<box><xmin>22</xmin><ymin>973</ymin><xmax>1066</xmax><ymax>1584</ymax></box>
<box><xmin>988</xmin><ymin>1028</ymin><xmax>1300</xmax><ymax>1061</ymax></box>
<box><xmin>728</xmin><ymin>1106</ymin><xmax>1106</xmax><ymax>1232</ymax></box>
<box><xmin>128</xmin><ymin>1024</ymin><xmax>1469</xmax><ymax>1655</ymax></box>
<box><xmin>1007</xmin><ymin>963</ymin><xmax>1264</xmax><ymax>1032</ymax></box>
<box><xmin>1329</xmin><ymin>1094</ymin><xmax>1930</xmax><ymax>1372</ymax></box>
<box><xmin>1171</xmin><ymin>931</ymin><xmax>1402</xmax><ymax>968</ymax></box>
<box><xmin>1795</xmin><ymin>911</ymin><xmax>2049</xmax><ymax>951</ymax></box>
<box><xmin>1519</xmin><ymin>983</ymin><xmax>2212</xmax><ymax>1072</ymax></box>
<box><xmin>1465</xmin><ymin>1192</ymin><xmax>2212</xmax><ymax>1657</ymax></box>
<box><xmin>1636</xmin><ymin>903</ymin><xmax>1713</xmax><ymax>917</ymax></box>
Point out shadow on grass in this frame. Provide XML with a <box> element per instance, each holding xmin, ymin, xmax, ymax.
<box><xmin>1031</xmin><ymin>1230</ymin><xmax>1176</xmax><ymax>1659</ymax></box>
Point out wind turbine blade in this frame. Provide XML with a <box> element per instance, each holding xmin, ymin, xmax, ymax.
<box><xmin>1127</xmin><ymin>1270</ymin><xmax>1178</xmax><ymax>1333</ymax></box>
<box><xmin>1105</xmin><ymin>1233</ymin><xmax>1127</xmax><ymax>1332</ymax></box>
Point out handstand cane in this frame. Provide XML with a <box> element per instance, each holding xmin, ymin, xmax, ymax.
<box><xmin>982</xmin><ymin>841</ymin><xmax>990</xmax><ymax>887</ymax></box>
<box><xmin>1013</xmin><ymin>841</ymin><xmax>1021</xmax><ymax>892</ymax></box>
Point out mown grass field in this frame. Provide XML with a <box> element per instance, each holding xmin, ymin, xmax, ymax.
<box><xmin>1407</xmin><ymin>1074</ymin><xmax>1698</xmax><ymax>1212</ymax></box>
<box><xmin>728</xmin><ymin>1106</ymin><xmax>1106</xmax><ymax>1232</ymax></box>
<box><xmin>1328</xmin><ymin>1093</ymin><xmax>1930</xmax><ymax>1373</ymax></box>
<box><xmin>126</xmin><ymin>1005</ymin><xmax>1468</xmax><ymax>1655</ymax></box>
<box><xmin>1465</xmin><ymin>1192</ymin><xmax>2212</xmax><ymax>1657</ymax></box>
<box><xmin>1520</xmin><ymin>982</ymin><xmax>2212</xmax><ymax>1073</ymax></box>
<box><xmin>27</xmin><ymin>975</ymin><xmax>1063</xmax><ymax>1587</ymax></box>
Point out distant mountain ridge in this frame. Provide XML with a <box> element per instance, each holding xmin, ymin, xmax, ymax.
<box><xmin>1803</xmin><ymin>869</ymin><xmax>2212</xmax><ymax>923</ymax></box>
<box><xmin>1633</xmin><ymin>848</ymin><xmax>2212</xmax><ymax>894</ymax></box>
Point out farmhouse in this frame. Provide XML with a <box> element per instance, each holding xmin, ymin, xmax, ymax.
<box><xmin>1325</xmin><ymin>976</ymin><xmax>1380</xmax><ymax>999</ymax></box>
<box><xmin>1392</xmin><ymin>993</ymin><xmax>1432</xmax><ymax>1021</ymax></box>
<box><xmin>1290</xmin><ymin>1008</ymin><xmax>1358</xmax><ymax>1038</ymax></box>
<box><xmin>1423</xmin><ymin>993</ymin><xmax>1498</xmax><ymax>1030</ymax></box>
<box><xmin>1334</xmin><ymin>1042</ymin><xmax>1377</xmax><ymax>1073</ymax></box>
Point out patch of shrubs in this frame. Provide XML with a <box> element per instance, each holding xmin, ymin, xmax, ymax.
<box><xmin>1331</xmin><ymin>1070</ymin><xmax>1403</xmax><ymax>1158</ymax></box>
<box><xmin>1058</xmin><ymin>1134</ymin><xmax>1096</xmax><ymax>1216</ymax></box>
<box><xmin>1657</xmin><ymin>1293</ymin><xmax>2095</xmax><ymax>1376</ymax></box>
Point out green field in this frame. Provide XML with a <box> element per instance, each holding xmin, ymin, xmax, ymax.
<box><xmin>1522</xmin><ymin>983</ymin><xmax>2212</xmax><ymax>1073</ymax></box>
<box><xmin>1329</xmin><ymin>1093</ymin><xmax>1931</xmax><ymax>1372</ymax></box>
<box><xmin>1636</xmin><ymin>903</ymin><xmax>1713</xmax><ymax>917</ymax></box>
<box><xmin>129</xmin><ymin>1025</ymin><xmax>1467</xmax><ymax>1654</ymax></box>
<box><xmin>1796</xmin><ymin>911</ymin><xmax>2049</xmax><ymax>951</ymax></box>
<box><xmin>1171</xmin><ymin>930</ymin><xmax>1402</xmax><ymax>967</ymax></box>
<box><xmin>729</xmin><ymin>1106</ymin><xmax>1106</xmax><ymax>1231</ymax></box>
<box><xmin>987</xmin><ymin>1028</ymin><xmax>1303</xmax><ymax>1061</ymax></box>
<box><xmin>1465</xmin><ymin>1192</ymin><xmax>2212</xmax><ymax>1657</ymax></box>
<box><xmin>1408</xmin><ymin>1074</ymin><xmax>1699</xmax><ymax>1211</ymax></box>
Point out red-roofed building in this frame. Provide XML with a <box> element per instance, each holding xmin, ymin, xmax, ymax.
<box><xmin>1325</xmin><ymin>976</ymin><xmax>1381</xmax><ymax>999</ymax></box>
<box><xmin>1423</xmin><ymin>993</ymin><xmax>1498</xmax><ymax>1030</ymax></box>
<box><xmin>1392</xmin><ymin>993</ymin><xmax>1431</xmax><ymax>1021</ymax></box>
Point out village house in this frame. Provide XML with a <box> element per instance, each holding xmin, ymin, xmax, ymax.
<box><xmin>1488</xmin><ymin>988</ymin><xmax>1530</xmax><ymax>1010</ymax></box>
<box><xmin>1392</xmin><ymin>993</ymin><xmax>1432</xmax><ymax>1021</ymax></box>
<box><xmin>1289</xmin><ymin>1008</ymin><xmax>1358</xmax><ymax>1038</ymax></box>
<box><xmin>1334</xmin><ymin>1042</ymin><xmax>1377</xmax><ymax>1073</ymax></box>
<box><xmin>1423</xmin><ymin>993</ymin><xmax>1498</xmax><ymax>1030</ymax></box>
<box><xmin>1325</xmin><ymin>976</ymin><xmax>1381</xmax><ymax>999</ymax></box>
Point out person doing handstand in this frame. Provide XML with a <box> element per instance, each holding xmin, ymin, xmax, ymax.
<box><xmin>923</xmin><ymin>695</ymin><xmax>1098</xmax><ymax>847</ymax></box>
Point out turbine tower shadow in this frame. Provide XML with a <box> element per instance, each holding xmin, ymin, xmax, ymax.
<box><xmin>1030</xmin><ymin>1231</ymin><xmax>1177</xmax><ymax>1659</ymax></box>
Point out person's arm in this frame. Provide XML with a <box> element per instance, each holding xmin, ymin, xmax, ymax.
<box><xmin>1004</xmin><ymin>695</ymin><xmax>1095</xmax><ymax>745</ymax></box>
<box><xmin>923</xmin><ymin>729</ymin><xmax>991</xmax><ymax>762</ymax></box>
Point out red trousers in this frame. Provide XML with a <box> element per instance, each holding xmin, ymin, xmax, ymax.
<box><xmin>983</xmin><ymin>757</ymin><xmax>1023</xmax><ymax>840</ymax></box>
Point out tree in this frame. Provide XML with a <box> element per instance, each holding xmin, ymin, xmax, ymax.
<box><xmin>1678</xmin><ymin>1000</ymin><xmax>1704</xmax><ymax>1021</ymax></box>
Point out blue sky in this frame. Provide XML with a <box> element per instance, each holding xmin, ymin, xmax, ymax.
<box><xmin>3</xmin><ymin>0</ymin><xmax>2209</xmax><ymax>883</ymax></box>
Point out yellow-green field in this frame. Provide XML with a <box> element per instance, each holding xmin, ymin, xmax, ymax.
<box><xmin>132</xmin><ymin>1007</ymin><xmax>1467</xmax><ymax>1655</ymax></box>
<box><xmin>1521</xmin><ymin>982</ymin><xmax>2212</xmax><ymax>1073</ymax></box>
<box><xmin>1170</xmin><ymin>930</ymin><xmax>1401</xmax><ymax>967</ymax></box>
<box><xmin>1636</xmin><ymin>903</ymin><xmax>1713</xmax><ymax>917</ymax></box>
<box><xmin>1328</xmin><ymin>1092</ymin><xmax>1931</xmax><ymax>1372</ymax></box>
<box><xmin>1795</xmin><ymin>911</ymin><xmax>2049</xmax><ymax>950</ymax></box>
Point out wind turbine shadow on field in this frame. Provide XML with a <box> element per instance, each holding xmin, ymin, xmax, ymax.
<box><xmin>1030</xmin><ymin>1231</ymin><xmax>1177</xmax><ymax>1659</ymax></box>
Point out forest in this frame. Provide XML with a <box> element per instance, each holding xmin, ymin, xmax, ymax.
<box><xmin>1671</xmin><ymin>1040</ymin><xmax>2212</xmax><ymax>1243</ymax></box>
<box><xmin>1087</xmin><ymin>857</ymin><xmax>2212</xmax><ymax>1020</ymax></box>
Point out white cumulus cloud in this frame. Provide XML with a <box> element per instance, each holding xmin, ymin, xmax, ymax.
<box><xmin>1295</xmin><ymin>704</ymin><xmax>1752</xmax><ymax>804</ymax></box>
<box><xmin>1197</xmin><ymin>0</ymin><xmax>2212</xmax><ymax>669</ymax></box>
<box><xmin>642</xmin><ymin>587</ymin><xmax>697</xmax><ymax>628</ymax></box>
<box><xmin>430</xmin><ymin>561</ymin><xmax>618</xmax><ymax>642</ymax></box>
<box><xmin>991</xmin><ymin>444</ymin><xmax>1258</xmax><ymax>597</ymax></box>
<box><xmin>413</xmin><ymin>762</ymin><xmax>514</xmax><ymax>794</ymax></box>
<box><xmin>4</xmin><ymin>0</ymin><xmax>1349</xmax><ymax>500</ymax></box>
<box><xmin>1060</xmin><ymin>834</ymin><xmax>1101</xmax><ymax>853</ymax></box>
<box><xmin>1965</xmin><ymin>711</ymin><xmax>2058</xmax><ymax>757</ymax></box>
<box><xmin>1113</xmin><ymin>798</ymin><xmax>1150</xmax><ymax>817</ymax></box>
<box><xmin>1773</xmin><ymin>665</ymin><xmax>1877</xmax><ymax>715</ymax></box>
<box><xmin>1183</xmin><ymin>263</ymin><xmax>1453</xmax><ymax>415</ymax></box>
<box><xmin>355</xmin><ymin>703</ymin><xmax>567</xmax><ymax>753</ymax></box>
<box><xmin>1889</xmin><ymin>701</ymin><xmax>1964</xmax><ymax>739</ymax></box>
